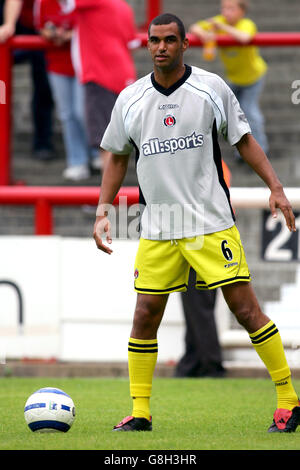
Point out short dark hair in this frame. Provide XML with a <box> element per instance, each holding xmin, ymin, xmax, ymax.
<box><xmin>148</xmin><ymin>13</ymin><xmax>186</xmax><ymax>41</ymax></box>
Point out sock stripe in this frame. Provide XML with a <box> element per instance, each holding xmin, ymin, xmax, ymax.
<box><xmin>250</xmin><ymin>323</ymin><xmax>277</xmax><ymax>340</ymax></box>
<box><xmin>250</xmin><ymin>323</ymin><xmax>278</xmax><ymax>345</ymax></box>
<box><xmin>128</xmin><ymin>340</ymin><xmax>158</xmax><ymax>354</ymax></box>
<box><xmin>128</xmin><ymin>347</ymin><xmax>158</xmax><ymax>353</ymax></box>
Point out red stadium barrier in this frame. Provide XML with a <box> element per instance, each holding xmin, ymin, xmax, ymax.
<box><xmin>0</xmin><ymin>186</ymin><xmax>139</xmax><ymax>235</ymax></box>
<box><xmin>145</xmin><ymin>0</ymin><xmax>161</xmax><ymax>28</ymax></box>
<box><xmin>1</xmin><ymin>185</ymin><xmax>300</xmax><ymax>236</ymax></box>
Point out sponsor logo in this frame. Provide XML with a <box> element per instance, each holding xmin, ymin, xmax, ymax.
<box><xmin>164</xmin><ymin>114</ymin><xmax>176</xmax><ymax>127</ymax></box>
<box><xmin>142</xmin><ymin>132</ymin><xmax>204</xmax><ymax>156</ymax></box>
<box><xmin>275</xmin><ymin>381</ymin><xmax>288</xmax><ymax>387</ymax></box>
<box><xmin>134</xmin><ymin>269</ymin><xmax>139</xmax><ymax>279</ymax></box>
<box><xmin>158</xmin><ymin>104</ymin><xmax>179</xmax><ymax>110</ymax></box>
<box><xmin>224</xmin><ymin>262</ymin><xmax>238</xmax><ymax>268</ymax></box>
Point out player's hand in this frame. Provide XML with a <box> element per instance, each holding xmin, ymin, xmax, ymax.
<box><xmin>93</xmin><ymin>215</ymin><xmax>113</xmax><ymax>254</ymax></box>
<box><xmin>269</xmin><ymin>188</ymin><xmax>296</xmax><ymax>232</ymax></box>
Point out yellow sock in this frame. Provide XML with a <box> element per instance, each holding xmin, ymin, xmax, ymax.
<box><xmin>250</xmin><ymin>321</ymin><xmax>298</xmax><ymax>410</ymax></box>
<box><xmin>128</xmin><ymin>337</ymin><xmax>158</xmax><ymax>421</ymax></box>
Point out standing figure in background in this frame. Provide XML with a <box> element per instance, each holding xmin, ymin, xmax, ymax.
<box><xmin>175</xmin><ymin>269</ymin><xmax>226</xmax><ymax>378</ymax></box>
<box><xmin>175</xmin><ymin>161</ymin><xmax>231</xmax><ymax>379</ymax></box>
<box><xmin>35</xmin><ymin>0</ymin><xmax>91</xmax><ymax>181</ymax></box>
<box><xmin>60</xmin><ymin>0</ymin><xmax>139</xmax><ymax>173</ymax></box>
<box><xmin>189</xmin><ymin>0</ymin><xmax>269</xmax><ymax>157</ymax></box>
<box><xmin>0</xmin><ymin>0</ymin><xmax>54</xmax><ymax>160</ymax></box>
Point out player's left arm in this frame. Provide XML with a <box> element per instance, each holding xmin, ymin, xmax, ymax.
<box><xmin>236</xmin><ymin>133</ymin><xmax>296</xmax><ymax>232</ymax></box>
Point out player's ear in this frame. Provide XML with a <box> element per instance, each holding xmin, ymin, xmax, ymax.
<box><xmin>182</xmin><ymin>37</ymin><xmax>189</xmax><ymax>52</ymax></box>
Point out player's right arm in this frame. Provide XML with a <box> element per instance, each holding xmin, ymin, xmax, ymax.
<box><xmin>93</xmin><ymin>152</ymin><xmax>130</xmax><ymax>255</ymax></box>
<box><xmin>0</xmin><ymin>0</ymin><xmax>22</xmax><ymax>43</ymax></box>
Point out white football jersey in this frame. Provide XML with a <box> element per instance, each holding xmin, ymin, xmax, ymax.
<box><xmin>101</xmin><ymin>65</ymin><xmax>251</xmax><ymax>240</ymax></box>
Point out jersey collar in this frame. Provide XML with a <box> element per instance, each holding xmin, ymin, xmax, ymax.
<box><xmin>151</xmin><ymin>65</ymin><xmax>192</xmax><ymax>96</ymax></box>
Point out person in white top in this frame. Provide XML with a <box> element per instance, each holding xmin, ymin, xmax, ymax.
<box><xmin>93</xmin><ymin>13</ymin><xmax>299</xmax><ymax>433</ymax></box>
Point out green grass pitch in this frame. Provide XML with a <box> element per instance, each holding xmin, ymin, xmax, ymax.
<box><xmin>1</xmin><ymin>376</ymin><xmax>300</xmax><ymax>450</ymax></box>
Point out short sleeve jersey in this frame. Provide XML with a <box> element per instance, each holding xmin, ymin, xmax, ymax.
<box><xmin>101</xmin><ymin>65</ymin><xmax>251</xmax><ymax>240</ymax></box>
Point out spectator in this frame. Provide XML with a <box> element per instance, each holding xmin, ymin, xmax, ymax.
<box><xmin>175</xmin><ymin>270</ymin><xmax>226</xmax><ymax>378</ymax></box>
<box><xmin>60</xmin><ymin>0</ymin><xmax>140</xmax><ymax>172</ymax></box>
<box><xmin>0</xmin><ymin>0</ymin><xmax>54</xmax><ymax>160</ymax></box>
<box><xmin>189</xmin><ymin>0</ymin><xmax>269</xmax><ymax>157</ymax></box>
<box><xmin>35</xmin><ymin>0</ymin><xmax>90</xmax><ymax>181</ymax></box>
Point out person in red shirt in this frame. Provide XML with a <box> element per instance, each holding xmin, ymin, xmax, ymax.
<box><xmin>60</xmin><ymin>0</ymin><xmax>140</xmax><ymax>171</ymax></box>
<box><xmin>35</xmin><ymin>0</ymin><xmax>90</xmax><ymax>181</ymax></box>
<box><xmin>0</xmin><ymin>0</ymin><xmax>54</xmax><ymax>160</ymax></box>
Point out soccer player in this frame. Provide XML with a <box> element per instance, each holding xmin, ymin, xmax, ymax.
<box><xmin>93</xmin><ymin>13</ymin><xmax>299</xmax><ymax>433</ymax></box>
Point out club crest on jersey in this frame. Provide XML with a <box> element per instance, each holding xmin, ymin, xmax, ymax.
<box><xmin>164</xmin><ymin>115</ymin><xmax>176</xmax><ymax>127</ymax></box>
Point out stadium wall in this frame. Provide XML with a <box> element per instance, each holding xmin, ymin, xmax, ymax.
<box><xmin>1</xmin><ymin>236</ymin><xmax>300</xmax><ymax>369</ymax></box>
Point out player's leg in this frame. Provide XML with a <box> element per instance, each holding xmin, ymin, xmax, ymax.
<box><xmin>222</xmin><ymin>281</ymin><xmax>300</xmax><ymax>432</ymax></box>
<box><xmin>221</xmin><ymin>281</ymin><xmax>268</xmax><ymax>332</ymax></box>
<box><xmin>129</xmin><ymin>293</ymin><xmax>168</xmax><ymax>417</ymax></box>
<box><xmin>113</xmin><ymin>293</ymin><xmax>168</xmax><ymax>431</ymax></box>
<box><xmin>113</xmin><ymin>238</ymin><xmax>189</xmax><ymax>431</ymax></box>
<box><xmin>131</xmin><ymin>292</ymin><xmax>168</xmax><ymax>339</ymax></box>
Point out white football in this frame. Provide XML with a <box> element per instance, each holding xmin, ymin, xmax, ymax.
<box><xmin>24</xmin><ymin>387</ymin><xmax>75</xmax><ymax>432</ymax></box>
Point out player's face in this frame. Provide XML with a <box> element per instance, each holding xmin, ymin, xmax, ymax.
<box><xmin>148</xmin><ymin>23</ymin><xmax>189</xmax><ymax>72</ymax></box>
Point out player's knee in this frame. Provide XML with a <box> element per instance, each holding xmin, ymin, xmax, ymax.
<box><xmin>231</xmin><ymin>303</ymin><xmax>262</xmax><ymax>331</ymax></box>
<box><xmin>132</xmin><ymin>299</ymin><xmax>163</xmax><ymax>337</ymax></box>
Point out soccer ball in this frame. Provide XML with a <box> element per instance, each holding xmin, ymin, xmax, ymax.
<box><xmin>24</xmin><ymin>387</ymin><xmax>75</xmax><ymax>433</ymax></box>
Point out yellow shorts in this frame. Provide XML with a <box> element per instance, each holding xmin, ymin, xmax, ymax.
<box><xmin>134</xmin><ymin>225</ymin><xmax>251</xmax><ymax>294</ymax></box>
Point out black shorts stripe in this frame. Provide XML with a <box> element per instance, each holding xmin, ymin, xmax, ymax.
<box><xmin>196</xmin><ymin>275</ymin><xmax>251</xmax><ymax>289</ymax></box>
<box><xmin>135</xmin><ymin>283</ymin><xmax>187</xmax><ymax>293</ymax></box>
<box><xmin>128</xmin><ymin>347</ymin><xmax>158</xmax><ymax>353</ymax></box>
